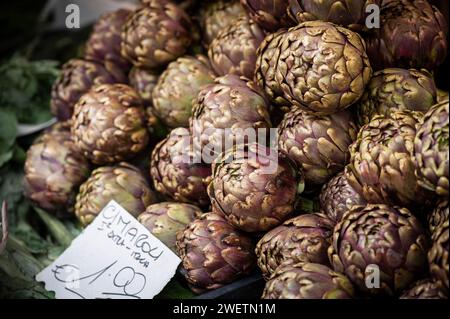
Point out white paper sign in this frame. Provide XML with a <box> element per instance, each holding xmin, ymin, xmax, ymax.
<box><xmin>36</xmin><ymin>201</ymin><xmax>181</xmax><ymax>299</ymax></box>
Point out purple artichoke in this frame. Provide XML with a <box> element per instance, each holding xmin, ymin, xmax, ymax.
<box><xmin>329</xmin><ymin>204</ymin><xmax>430</xmax><ymax>296</ymax></box>
<box><xmin>240</xmin><ymin>0</ymin><xmax>295</xmax><ymax>32</ymax></box>
<box><xmin>400</xmin><ymin>279</ymin><xmax>448</xmax><ymax>299</ymax></box>
<box><xmin>176</xmin><ymin>212</ymin><xmax>256</xmax><ymax>293</ymax></box>
<box><xmin>429</xmin><ymin>219</ymin><xmax>449</xmax><ymax>292</ymax></box>
<box><xmin>128</xmin><ymin>66</ymin><xmax>159</xmax><ymax>107</ymax></box>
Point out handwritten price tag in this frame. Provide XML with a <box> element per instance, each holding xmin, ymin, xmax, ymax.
<box><xmin>36</xmin><ymin>201</ymin><xmax>181</xmax><ymax>299</ymax></box>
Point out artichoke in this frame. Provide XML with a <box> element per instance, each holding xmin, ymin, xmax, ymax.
<box><xmin>129</xmin><ymin>66</ymin><xmax>159</xmax><ymax>107</ymax></box>
<box><xmin>208</xmin><ymin>16</ymin><xmax>265</xmax><ymax>79</ymax></box>
<box><xmin>71</xmin><ymin>84</ymin><xmax>149</xmax><ymax>165</ymax></box>
<box><xmin>346</xmin><ymin>111</ymin><xmax>434</xmax><ymax>211</ymax></box>
<box><xmin>176</xmin><ymin>212</ymin><xmax>256</xmax><ymax>292</ymax></box>
<box><xmin>255</xmin><ymin>21</ymin><xmax>372</xmax><ymax>115</ymax></box>
<box><xmin>75</xmin><ymin>162</ymin><xmax>158</xmax><ymax>226</ymax></box>
<box><xmin>364</xmin><ymin>0</ymin><xmax>448</xmax><ymax>71</ymax></box>
<box><xmin>150</xmin><ymin>128</ymin><xmax>212</xmax><ymax>208</ymax></box>
<box><xmin>287</xmin><ymin>0</ymin><xmax>381</xmax><ymax>30</ymax></box>
<box><xmin>121</xmin><ymin>0</ymin><xmax>193</xmax><ymax>69</ymax></box>
<box><xmin>199</xmin><ymin>0</ymin><xmax>246</xmax><ymax>46</ymax></box>
<box><xmin>50</xmin><ymin>58</ymin><xmax>126</xmax><ymax>121</ymax></box>
<box><xmin>137</xmin><ymin>202</ymin><xmax>203</xmax><ymax>252</ymax></box>
<box><xmin>428</xmin><ymin>219</ymin><xmax>449</xmax><ymax>292</ymax></box>
<box><xmin>152</xmin><ymin>55</ymin><xmax>216</xmax><ymax>128</ymax></box>
<box><xmin>208</xmin><ymin>143</ymin><xmax>305</xmax><ymax>233</ymax></box>
<box><xmin>400</xmin><ymin>279</ymin><xmax>448</xmax><ymax>299</ymax></box>
<box><xmin>190</xmin><ymin>75</ymin><xmax>272</xmax><ymax>162</ymax></box>
<box><xmin>429</xmin><ymin>200</ymin><xmax>449</xmax><ymax>235</ymax></box>
<box><xmin>319</xmin><ymin>171</ymin><xmax>366</xmax><ymax>223</ymax></box>
<box><xmin>328</xmin><ymin>204</ymin><xmax>430</xmax><ymax>296</ymax></box>
<box><xmin>357</xmin><ymin>68</ymin><xmax>438</xmax><ymax>126</ymax></box>
<box><xmin>256</xmin><ymin>213</ymin><xmax>335</xmax><ymax>279</ymax></box>
<box><xmin>278</xmin><ymin>107</ymin><xmax>358</xmax><ymax>186</ymax></box>
<box><xmin>262</xmin><ymin>262</ymin><xmax>355</xmax><ymax>299</ymax></box>
<box><xmin>240</xmin><ymin>0</ymin><xmax>295</xmax><ymax>32</ymax></box>
<box><xmin>24</xmin><ymin>122</ymin><xmax>91</xmax><ymax>216</ymax></box>
<box><xmin>84</xmin><ymin>9</ymin><xmax>132</xmax><ymax>72</ymax></box>
<box><xmin>414</xmin><ymin>100</ymin><xmax>449</xmax><ymax>197</ymax></box>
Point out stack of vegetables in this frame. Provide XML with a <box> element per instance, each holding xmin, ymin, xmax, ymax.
<box><xmin>8</xmin><ymin>0</ymin><xmax>449</xmax><ymax>299</ymax></box>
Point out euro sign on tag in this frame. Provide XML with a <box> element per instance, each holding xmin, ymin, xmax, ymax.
<box><xmin>36</xmin><ymin>200</ymin><xmax>181</xmax><ymax>299</ymax></box>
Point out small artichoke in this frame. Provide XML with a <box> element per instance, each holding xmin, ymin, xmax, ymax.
<box><xmin>51</xmin><ymin>58</ymin><xmax>125</xmax><ymax>121</ymax></box>
<box><xmin>199</xmin><ymin>0</ymin><xmax>246</xmax><ymax>46</ymax></box>
<box><xmin>208</xmin><ymin>16</ymin><xmax>265</xmax><ymax>79</ymax></box>
<box><xmin>428</xmin><ymin>219</ymin><xmax>449</xmax><ymax>292</ymax></box>
<box><xmin>288</xmin><ymin>0</ymin><xmax>381</xmax><ymax>30</ymax></box>
<box><xmin>262</xmin><ymin>262</ymin><xmax>355</xmax><ymax>299</ymax></box>
<box><xmin>150</xmin><ymin>128</ymin><xmax>212</xmax><ymax>208</ymax></box>
<box><xmin>255</xmin><ymin>21</ymin><xmax>372</xmax><ymax>115</ymax></box>
<box><xmin>256</xmin><ymin>213</ymin><xmax>335</xmax><ymax>279</ymax></box>
<box><xmin>414</xmin><ymin>100</ymin><xmax>449</xmax><ymax>197</ymax></box>
<box><xmin>152</xmin><ymin>55</ymin><xmax>216</xmax><ymax>128</ymax></box>
<box><xmin>208</xmin><ymin>143</ymin><xmax>305</xmax><ymax>233</ymax></box>
<box><xmin>278</xmin><ymin>107</ymin><xmax>358</xmax><ymax>186</ymax></box>
<box><xmin>190</xmin><ymin>75</ymin><xmax>272</xmax><ymax>162</ymax></box>
<box><xmin>400</xmin><ymin>279</ymin><xmax>448</xmax><ymax>299</ymax></box>
<box><xmin>328</xmin><ymin>204</ymin><xmax>430</xmax><ymax>296</ymax></box>
<box><xmin>346</xmin><ymin>111</ymin><xmax>434</xmax><ymax>211</ymax></box>
<box><xmin>357</xmin><ymin>68</ymin><xmax>438</xmax><ymax>126</ymax></box>
<box><xmin>364</xmin><ymin>0</ymin><xmax>448</xmax><ymax>71</ymax></box>
<box><xmin>121</xmin><ymin>0</ymin><xmax>193</xmax><ymax>69</ymax></box>
<box><xmin>319</xmin><ymin>171</ymin><xmax>366</xmax><ymax>223</ymax></box>
<box><xmin>128</xmin><ymin>67</ymin><xmax>159</xmax><ymax>107</ymax></box>
<box><xmin>84</xmin><ymin>9</ymin><xmax>132</xmax><ymax>71</ymax></box>
<box><xmin>240</xmin><ymin>0</ymin><xmax>295</xmax><ymax>32</ymax></box>
<box><xmin>24</xmin><ymin>122</ymin><xmax>91</xmax><ymax>216</ymax></box>
<box><xmin>75</xmin><ymin>163</ymin><xmax>158</xmax><ymax>226</ymax></box>
<box><xmin>71</xmin><ymin>84</ymin><xmax>149</xmax><ymax>165</ymax></box>
<box><xmin>429</xmin><ymin>200</ymin><xmax>449</xmax><ymax>235</ymax></box>
<box><xmin>176</xmin><ymin>212</ymin><xmax>256</xmax><ymax>292</ymax></box>
<box><xmin>138</xmin><ymin>202</ymin><xmax>203</xmax><ymax>252</ymax></box>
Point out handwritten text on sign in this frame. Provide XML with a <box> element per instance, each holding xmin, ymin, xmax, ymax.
<box><xmin>36</xmin><ymin>201</ymin><xmax>181</xmax><ymax>299</ymax></box>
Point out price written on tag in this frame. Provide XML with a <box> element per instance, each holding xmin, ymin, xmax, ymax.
<box><xmin>36</xmin><ymin>201</ymin><xmax>181</xmax><ymax>299</ymax></box>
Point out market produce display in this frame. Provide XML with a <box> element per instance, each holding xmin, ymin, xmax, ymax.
<box><xmin>1</xmin><ymin>0</ymin><xmax>448</xmax><ymax>300</ymax></box>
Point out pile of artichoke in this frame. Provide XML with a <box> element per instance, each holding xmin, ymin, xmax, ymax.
<box><xmin>23</xmin><ymin>0</ymin><xmax>448</xmax><ymax>299</ymax></box>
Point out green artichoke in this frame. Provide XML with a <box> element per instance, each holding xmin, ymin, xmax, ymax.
<box><xmin>121</xmin><ymin>0</ymin><xmax>193</xmax><ymax>69</ymax></box>
<box><xmin>51</xmin><ymin>58</ymin><xmax>126</xmax><ymax>121</ymax></box>
<box><xmin>288</xmin><ymin>0</ymin><xmax>381</xmax><ymax>30</ymax></box>
<box><xmin>414</xmin><ymin>100</ymin><xmax>449</xmax><ymax>197</ymax></box>
<box><xmin>278</xmin><ymin>107</ymin><xmax>358</xmax><ymax>186</ymax></box>
<box><xmin>176</xmin><ymin>212</ymin><xmax>256</xmax><ymax>292</ymax></box>
<box><xmin>256</xmin><ymin>213</ymin><xmax>335</xmax><ymax>279</ymax></box>
<box><xmin>428</xmin><ymin>219</ymin><xmax>449</xmax><ymax>292</ymax></box>
<box><xmin>129</xmin><ymin>67</ymin><xmax>159</xmax><ymax>107</ymax></box>
<box><xmin>346</xmin><ymin>111</ymin><xmax>434</xmax><ymax>211</ymax></box>
<box><xmin>84</xmin><ymin>9</ymin><xmax>132</xmax><ymax>72</ymax></box>
<box><xmin>208</xmin><ymin>16</ymin><xmax>265</xmax><ymax>79</ymax></box>
<box><xmin>255</xmin><ymin>21</ymin><xmax>372</xmax><ymax>115</ymax></box>
<box><xmin>240</xmin><ymin>0</ymin><xmax>295</xmax><ymax>32</ymax></box>
<box><xmin>75</xmin><ymin>162</ymin><xmax>158</xmax><ymax>226</ymax></box>
<box><xmin>190</xmin><ymin>75</ymin><xmax>272</xmax><ymax>162</ymax></box>
<box><xmin>138</xmin><ymin>202</ymin><xmax>203</xmax><ymax>252</ymax></box>
<box><xmin>24</xmin><ymin>122</ymin><xmax>91</xmax><ymax>216</ymax></box>
<box><xmin>319</xmin><ymin>171</ymin><xmax>366</xmax><ymax>223</ymax></box>
<box><xmin>429</xmin><ymin>200</ymin><xmax>449</xmax><ymax>235</ymax></box>
<box><xmin>400</xmin><ymin>279</ymin><xmax>448</xmax><ymax>299</ymax></box>
<box><xmin>199</xmin><ymin>0</ymin><xmax>246</xmax><ymax>46</ymax></box>
<box><xmin>328</xmin><ymin>204</ymin><xmax>430</xmax><ymax>296</ymax></box>
<box><xmin>208</xmin><ymin>143</ymin><xmax>305</xmax><ymax>233</ymax></box>
<box><xmin>364</xmin><ymin>0</ymin><xmax>448</xmax><ymax>71</ymax></box>
<box><xmin>262</xmin><ymin>262</ymin><xmax>355</xmax><ymax>299</ymax></box>
<box><xmin>152</xmin><ymin>55</ymin><xmax>216</xmax><ymax>128</ymax></box>
<box><xmin>150</xmin><ymin>128</ymin><xmax>212</xmax><ymax>208</ymax></box>
<box><xmin>71</xmin><ymin>84</ymin><xmax>149</xmax><ymax>165</ymax></box>
<box><xmin>357</xmin><ymin>68</ymin><xmax>438</xmax><ymax>126</ymax></box>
